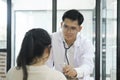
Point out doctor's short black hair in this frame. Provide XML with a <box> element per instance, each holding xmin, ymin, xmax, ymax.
<box><xmin>62</xmin><ymin>9</ymin><xmax>84</xmax><ymax>25</ymax></box>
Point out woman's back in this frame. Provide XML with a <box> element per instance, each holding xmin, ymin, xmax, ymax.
<box><xmin>7</xmin><ymin>65</ymin><xmax>66</xmax><ymax>80</ymax></box>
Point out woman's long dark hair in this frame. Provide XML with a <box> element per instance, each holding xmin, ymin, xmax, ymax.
<box><xmin>16</xmin><ymin>28</ymin><xmax>51</xmax><ymax>80</ymax></box>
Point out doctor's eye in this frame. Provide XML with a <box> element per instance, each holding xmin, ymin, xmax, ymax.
<box><xmin>63</xmin><ymin>24</ymin><xmax>68</xmax><ymax>29</ymax></box>
<box><xmin>71</xmin><ymin>27</ymin><xmax>76</xmax><ymax>30</ymax></box>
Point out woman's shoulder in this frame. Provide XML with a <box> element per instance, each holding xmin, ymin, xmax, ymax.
<box><xmin>42</xmin><ymin>66</ymin><xmax>66</xmax><ymax>80</ymax></box>
<box><xmin>9</xmin><ymin>66</ymin><xmax>22</xmax><ymax>72</ymax></box>
<box><xmin>45</xmin><ymin>66</ymin><xmax>66</xmax><ymax>80</ymax></box>
<box><xmin>7</xmin><ymin>66</ymin><xmax>22</xmax><ymax>76</ymax></box>
<box><xmin>7</xmin><ymin>66</ymin><xmax>22</xmax><ymax>80</ymax></box>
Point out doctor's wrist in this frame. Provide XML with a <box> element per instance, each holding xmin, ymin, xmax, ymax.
<box><xmin>74</xmin><ymin>68</ymin><xmax>84</xmax><ymax>78</ymax></box>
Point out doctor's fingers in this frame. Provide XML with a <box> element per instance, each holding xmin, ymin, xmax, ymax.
<box><xmin>63</xmin><ymin>66</ymin><xmax>72</xmax><ymax>72</ymax></box>
<box><xmin>64</xmin><ymin>70</ymin><xmax>74</xmax><ymax>77</ymax></box>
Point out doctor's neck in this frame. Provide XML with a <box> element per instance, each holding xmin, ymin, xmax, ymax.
<box><xmin>65</xmin><ymin>39</ymin><xmax>75</xmax><ymax>46</ymax></box>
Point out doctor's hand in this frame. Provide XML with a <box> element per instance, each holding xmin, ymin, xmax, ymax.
<box><xmin>63</xmin><ymin>65</ymin><xmax>77</xmax><ymax>78</ymax></box>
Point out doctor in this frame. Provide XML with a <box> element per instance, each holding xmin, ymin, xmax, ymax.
<box><xmin>47</xmin><ymin>9</ymin><xmax>94</xmax><ymax>80</ymax></box>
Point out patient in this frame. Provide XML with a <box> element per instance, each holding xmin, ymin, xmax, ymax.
<box><xmin>7</xmin><ymin>28</ymin><xmax>66</xmax><ymax>80</ymax></box>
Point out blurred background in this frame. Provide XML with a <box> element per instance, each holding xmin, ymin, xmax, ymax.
<box><xmin>0</xmin><ymin>0</ymin><xmax>119</xmax><ymax>80</ymax></box>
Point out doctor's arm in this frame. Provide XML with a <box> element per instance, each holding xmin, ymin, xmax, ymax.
<box><xmin>74</xmin><ymin>40</ymin><xmax>95</xmax><ymax>79</ymax></box>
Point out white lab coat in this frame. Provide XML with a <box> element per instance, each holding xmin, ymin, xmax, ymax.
<box><xmin>46</xmin><ymin>31</ymin><xmax>94</xmax><ymax>80</ymax></box>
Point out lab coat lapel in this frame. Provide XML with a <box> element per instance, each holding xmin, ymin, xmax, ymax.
<box><xmin>74</xmin><ymin>36</ymin><xmax>81</xmax><ymax>67</ymax></box>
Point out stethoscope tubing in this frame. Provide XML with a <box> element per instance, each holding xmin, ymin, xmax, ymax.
<box><xmin>63</xmin><ymin>41</ymin><xmax>73</xmax><ymax>65</ymax></box>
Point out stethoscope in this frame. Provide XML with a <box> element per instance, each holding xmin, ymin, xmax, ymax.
<box><xmin>63</xmin><ymin>41</ymin><xmax>73</xmax><ymax>65</ymax></box>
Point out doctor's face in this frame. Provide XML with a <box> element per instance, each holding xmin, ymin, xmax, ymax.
<box><xmin>61</xmin><ymin>18</ymin><xmax>82</xmax><ymax>42</ymax></box>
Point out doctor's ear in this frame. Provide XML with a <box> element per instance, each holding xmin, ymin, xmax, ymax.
<box><xmin>78</xmin><ymin>26</ymin><xmax>82</xmax><ymax>32</ymax></box>
<box><xmin>61</xmin><ymin>22</ymin><xmax>63</xmax><ymax>28</ymax></box>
